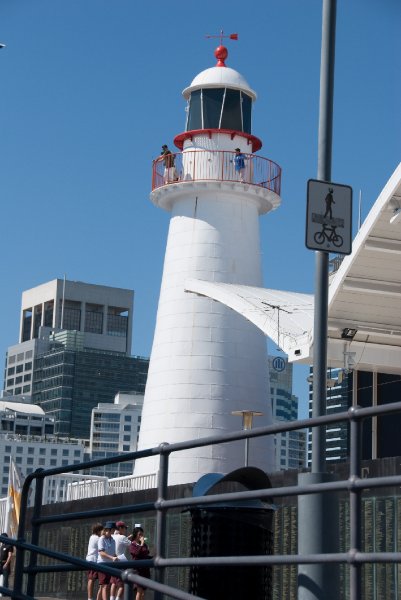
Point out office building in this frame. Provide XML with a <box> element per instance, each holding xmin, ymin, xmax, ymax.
<box><xmin>89</xmin><ymin>392</ymin><xmax>144</xmax><ymax>478</ymax></box>
<box><xmin>3</xmin><ymin>279</ymin><xmax>149</xmax><ymax>438</ymax></box>
<box><xmin>307</xmin><ymin>367</ymin><xmax>401</xmax><ymax>465</ymax></box>
<box><xmin>0</xmin><ymin>396</ymin><xmax>85</xmax><ymax>498</ymax></box>
<box><xmin>269</xmin><ymin>356</ymin><xmax>306</xmax><ymax>471</ymax></box>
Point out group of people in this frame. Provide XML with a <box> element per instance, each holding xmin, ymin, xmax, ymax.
<box><xmin>159</xmin><ymin>144</ymin><xmax>249</xmax><ymax>184</ymax></box>
<box><xmin>86</xmin><ymin>521</ymin><xmax>150</xmax><ymax>600</ymax></box>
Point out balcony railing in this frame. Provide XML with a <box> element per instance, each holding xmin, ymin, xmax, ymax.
<box><xmin>152</xmin><ymin>150</ymin><xmax>281</xmax><ymax>195</ymax></box>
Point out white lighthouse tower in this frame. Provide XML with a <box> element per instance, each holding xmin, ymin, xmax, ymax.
<box><xmin>135</xmin><ymin>41</ymin><xmax>282</xmax><ymax>485</ymax></box>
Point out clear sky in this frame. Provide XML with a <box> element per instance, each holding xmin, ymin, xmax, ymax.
<box><xmin>0</xmin><ymin>1</ymin><xmax>400</xmax><ymax>417</ymax></box>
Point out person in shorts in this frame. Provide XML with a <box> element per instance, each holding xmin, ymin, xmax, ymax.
<box><xmin>97</xmin><ymin>522</ymin><xmax>119</xmax><ymax>600</ymax></box>
<box><xmin>86</xmin><ymin>522</ymin><xmax>103</xmax><ymax>600</ymax></box>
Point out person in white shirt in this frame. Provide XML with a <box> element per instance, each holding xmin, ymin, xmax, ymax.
<box><xmin>111</xmin><ymin>521</ymin><xmax>133</xmax><ymax>600</ymax></box>
<box><xmin>97</xmin><ymin>522</ymin><xmax>118</xmax><ymax>600</ymax></box>
<box><xmin>86</xmin><ymin>523</ymin><xmax>103</xmax><ymax>600</ymax></box>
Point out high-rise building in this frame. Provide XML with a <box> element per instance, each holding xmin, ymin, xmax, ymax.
<box><xmin>89</xmin><ymin>392</ymin><xmax>144</xmax><ymax>478</ymax></box>
<box><xmin>3</xmin><ymin>279</ymin><xmax>149</xmax><ymax>438</ymax></box>
<box><xmin>307</xmin><ymin>367</ymin><xmax>401</xmax><ymax>465</ymax></box>
<box><xmin>269</xmin><ymin>356</ymin><xmax>306</xmax><ymax>471</ymax></box>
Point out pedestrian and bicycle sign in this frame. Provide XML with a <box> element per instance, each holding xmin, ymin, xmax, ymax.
<box><xmin>305</xmin><ymin>179</ymin><xmax>353</xmax><ymax>254</ymax></box>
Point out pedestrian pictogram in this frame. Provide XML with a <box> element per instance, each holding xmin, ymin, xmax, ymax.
<box><xmin>306</xmin><ymin>179</ymin><xmax>353</xmax><ymax>254</ymax></box>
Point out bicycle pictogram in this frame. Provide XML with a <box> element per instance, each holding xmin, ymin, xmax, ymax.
<box><xmin>314</xmin><ymin>224</ymin><xmax>343</xmax><ymax>247</ymax></box>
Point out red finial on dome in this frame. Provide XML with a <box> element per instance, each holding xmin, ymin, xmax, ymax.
<box><xmin>205</xmin><ymin>30</ymin><xmax>238</xmax><ymax>67</ymax></box>
<box><xmin>215</xmin><ymin>45</ymin><xmax>228</xmax><ymax>67</ymax></box>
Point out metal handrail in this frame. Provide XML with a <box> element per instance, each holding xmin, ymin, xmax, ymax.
<box><xmin>6</xmin><ymin>400</ymin><xmax>401</xmax><ymax>600</ymax></box>
<box><xmin>152</xmin><ymin>150</ymin><xmax>282</xmax><ymax>195</ymax></box>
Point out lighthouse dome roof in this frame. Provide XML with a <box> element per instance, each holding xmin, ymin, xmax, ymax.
<box><xmin>183</xmin><ymin>66</ymin><xmax>257</xmax><ymax>101</ymax></box>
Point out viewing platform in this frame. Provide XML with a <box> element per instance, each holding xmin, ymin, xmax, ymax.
<box><xmin>152</xmin><ymin>149</ymin><xmax>281</xmax><ymax>195</ymax></box>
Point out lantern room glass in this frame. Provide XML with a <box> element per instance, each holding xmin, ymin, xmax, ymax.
<box><xmin>186</xmin><ymin>88</ymin><xmax>252</xmax><ymax>134</ymax></box>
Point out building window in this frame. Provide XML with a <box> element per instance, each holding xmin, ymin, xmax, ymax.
<box><xmin>16</xmin><ymin>457</ymin><xmax>22</xmax><ymax>464</ymax></box>
<box><xmin>16</xmin><ymin>447</ymin><xmax>23</xmax><ymax>454</ymax></box>
<box><xmin>40</xmin><ymin>448</ymin><xmax>46</xmax><ymax>455</ymax></box>
<box><xmin>16</xmin><ymin>364</ymin><xmax>24</xmax><ymax>373</ymax></box>
<box><xmin>15</xmin><ymin>387</ymin><xmax>22</xmax><ymax>395</ymax></box>
<box><xmin>123</xmin><ymin>445</ymin><xmax>130</xmax><ymax>451</ymax></box>
<box><xmin>17</xmin><ymin>353</ymin><xmax>24</xmax><ymax>361</ymax></box>
<box><xmin>62</xmin><ymin>305</ymin><xmax>81</xmax><ymax>330</ymax></box>
<box><xmin>8</xmin><ymin>355</ymin><xmax>16</xmax><ymax>364</ymax></box>
<box><xmin>51</xmin><ymin>449</ymin><xmax>57</xmax><ymax>456</ymax></box>
<box><xmin>27</xmin><ymin>458</ymin><xmax>34</xmax><ymax>465</ymax></box>
<box><xmin>5</xmin><ymin>446</ymin><xmax>11</xmax><ymax>453</ymax></box>
<box><xmin>124</xmin><ymin>415</ymin><xmax>132</xmax><ymax>422</ymax></box>
<box><xmin>24</xmin><ymin>362</ymin><xmax>32</xmax><ymax>371</ymax></box>
<box><xmin>23</xmin><ymin>385</ymin><xmax>31</xmax><ymax>393</ymax></box>
<box><xmin>50</xmin><ymin>459</ymin><xmax>57</xmax><ymax>466</ymax></box>
<box><xmin>24</xmin><ymin>373</ymin><xmax>31</xmax><ymax>382</ymax></box>
<box><xmin>25</xmin><ymin>350</ymin><xmax>33</xmax><ymax>359</ymax></box>
<box><xmin>107</xmin><ymin>309</ymin><xmax>128</xmax><ymax>337</ymax></box>
<box><xmin>6</xmin><ymin>379</ymin><xmax>14</xmax><ymax>387</ymax></box>
<box><xmin>15</xmin><ymin>376</ymin><xmax>23</xmax><ymax>384</ymax></box>
<box><xmin>62</xmin><ymin>449</ymin><xmax>69</xmax><ymax>456</ymax></box>
<box><xmin>85</xmin><ymin>305</ymin><xmax>103</xmax><ymax>334</ymax></box>
<box><xmin>74</xmin><ymin>450</ymin><xmax>81</xmax><ymax>457</ymax></box>
<box><xmin>123</xmin><ymin>435</ymin><xmax>130</xmax><ymax>442</ymax></box>
<box><xmin>7</xmin><ymin>367</ymin><xmax>15</xmax><ymax>376</ymax></box>
<box><xmin>28</xmin><ymin>447</ymin><xmax>34</xmax><ymax>455</ymax></box>
<box><xmin>39</xmin><ymin>459</ymin><xmax>45</xmax><ymax>465</ymax></box>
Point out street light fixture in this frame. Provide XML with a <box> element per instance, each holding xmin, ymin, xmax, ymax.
<box><xmin>232</xmin><ymin>410</ymin><xmax>263</xmax><ymax>467</ymax></box>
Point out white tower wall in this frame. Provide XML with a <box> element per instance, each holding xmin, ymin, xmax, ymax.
<box><xmin>135</xmin><ymin>184</ymin><xmax>275</xmax><ymax>484</ymax></box>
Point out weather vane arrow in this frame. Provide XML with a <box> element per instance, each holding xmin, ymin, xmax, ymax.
<box><xmin>205</xmin><ymin>30</ymin><xmax>238</xmax><ymax>66</ymax></box>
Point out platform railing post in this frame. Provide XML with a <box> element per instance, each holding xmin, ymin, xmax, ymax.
<box><xmin>349</xmin><ymin>410</ymin><xmax>362</xmax><ymax>600</ymax></box>
<box><xmin>26</xmin><ymin>470</ymin><xmax>45</xmax><ymax>598</ymax></box>
<box><xmin>154</xmin><ymin>444</ymin><xmax>169</xmax><ymax>600</ymax></box>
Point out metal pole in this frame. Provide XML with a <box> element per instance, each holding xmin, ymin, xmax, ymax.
<box><xmin>26</xmin><ymin>473</ymin><xmax>45</xmax><ymax>597</ymax></box>
<box><xmin>298</xmin><ymin>1</ymin><xmax>339</xmax><ymax>598</ymax></box>
<box><xmin>154</xmin><ymin>445</ymin><xmax>169</xmax><ymax>600</ymax></box>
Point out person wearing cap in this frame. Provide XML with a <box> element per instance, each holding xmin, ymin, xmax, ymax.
<box><xmin>110</xmin><ymin>522</ymin><xmax>132</xmax><ymax>600</ymax></box>
<box><xmin>232</xmin><ymin>147</ymin><xmax>248</xmax><ymax>183</ymax></box>
<box><xmin>97</xmin><ymin>522</ymin><xmax>118</xmax><ymax>600</ymax></box>
<box><xmin>86</xmin><ymin>522</ymin><xmax>103</xmax><ymax>600</ymax></box>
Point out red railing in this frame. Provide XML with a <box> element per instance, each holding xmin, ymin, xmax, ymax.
<box><xmin>152</xmin><ymin>150</ymin><xmax>281</xmax><ymax>195</ymax></box>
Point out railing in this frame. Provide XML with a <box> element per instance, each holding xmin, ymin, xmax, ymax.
<box><xmin>152</xmin><ymin>150</ymin><xmax>282</xmax><ymax>195</ymax></box>
<box><xmin>2</xmin><ymin>401</ymin><xmax>401</xmax><ymax>599</ymax></box>
<box><xmin>65</xmin><ymin>472</ymin><xmax>157</xmax><ymax>500</ymax></box>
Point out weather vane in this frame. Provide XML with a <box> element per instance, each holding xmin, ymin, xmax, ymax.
<box><xmin>205</xmin><ymin>30</ymin><xmax>238</xmax><ymax>66</ymax></box>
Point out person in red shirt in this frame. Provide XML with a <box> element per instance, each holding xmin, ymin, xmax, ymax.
<box><xmin>129</xmin><ymin>527</ymin><xmax>150</xmax><ymax>600</ymax></box>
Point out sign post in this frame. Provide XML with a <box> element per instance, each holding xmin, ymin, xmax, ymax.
<box><xmin>306</xmin><ymin>179</ymin><xmax>352</xmax><ymax>254</ymax></box>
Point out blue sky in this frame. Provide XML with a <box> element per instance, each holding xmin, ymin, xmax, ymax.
<box><xmin>0</xmin><ymin>1</ymin><xmax>400</xmax><ymax>416</ymax></box>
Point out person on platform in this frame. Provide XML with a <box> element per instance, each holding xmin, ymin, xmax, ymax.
<box><xmin>0</xmin><ymin>533</ymin><xmax>14</xmax><ymax>591</ymax></box>
<box><xmin>97</xmin><ymin>522</ymin><xmax>119</xmax><ymax>600</ymax></box>
<box><xmin>233</xmin><ymin>148</ymin><xmax>248</xmax><ymax>182</ymax></box>
<box><xmin>111</xmin><ymin>521</ymin><xmax>132</xmax><ymax>600</ymax></box>
<box><xmin>160</xmin><ymin>144</ymin><xmax>177</xmax><ymax>183</ymax></box>
<box><xmin>129</xmin><ymin>526</ymin><xmax>151</xmax><ymax>600</ymax></box>
<box><xmin>86</xmin><ymin>522</ymin><xmax>103</xmax><ymax>600</ymax></box>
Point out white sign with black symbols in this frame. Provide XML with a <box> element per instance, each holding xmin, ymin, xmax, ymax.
<box><xmin>306</xmin><ymin>179</ymin><xmax>353</xmax><ymax>254</ymax></box>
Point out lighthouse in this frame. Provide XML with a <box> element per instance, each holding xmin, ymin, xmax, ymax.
<box><xmin>135</xmin><ymin>41</ymin><xmax>282</xmax><ymax>485</ymax></box>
